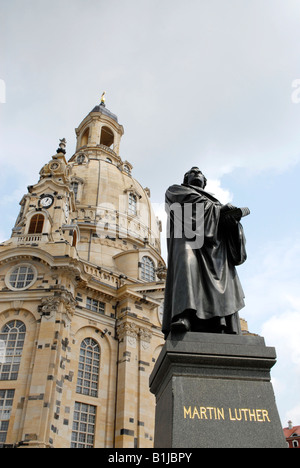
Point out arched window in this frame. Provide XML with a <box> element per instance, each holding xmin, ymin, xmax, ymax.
<box><xmin>72</xmin><ymin>231</ymin><xmax>77</xmax><ymax>247</ymax></box>
<box><xmin>76</xmin><ymin>338</ymin><xmax>100</xmax><ymax>397</ymax></box>
<box><xmin>81</xmin><ymin>128</ymin><xmax>89</xmax><ymax>147</ymax></box>
<box><xmin>124</xmin><ymin>164</ymin><xmax>130</xmax><ymax>174</ymax></box>
<box><xmin>71</xmin><ymin>181</ymin><xmax>79</xmax><ymax>201</ymax></box>
<box><xmin>28</xmin><ymin>214</ymin><xmax>44</xmax><ymax>234</ymax></box>
<box><xmin>100</xmin><ymin>126</ymin><xmax>114</xmax><ymax>148</ymax></box>
<box><xmin>0</xmin><ymin>320</ymin><xmax>26</xmax><ymax>381</ymax></box>
<box><xmin>128</xmin><ymin>193</ymin><xmax>137</xmax><ymax>215</ymax></box>
<box><xmin>141</xmin><ymin>256</ymin><xmax>156</xmax><ymax>282</ymax></box>
<box><xmin>77</xmin><ymin>153</ymin><xmax>86</xmax><ymax>164</ymax></box>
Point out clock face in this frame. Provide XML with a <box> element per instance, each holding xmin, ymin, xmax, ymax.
<box><xmin>40</xmin><ymin>195</ymin><xmax>54</xmax><ymax>208</ymax></box>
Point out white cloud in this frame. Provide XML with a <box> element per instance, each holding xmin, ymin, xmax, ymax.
<box><xmin>243</xmin><ymin>237</ymin><xmax>300</xmax><ymax>324</ymax></box>
<box><xmin>205</xmin><ymin>179</ymin><xmax>233</xmax><ymax>204</ymax></box>
<box><xmin>0</xmin><ymin>79</ymin><xmax>5</xmax><ymax>104</ymax></box>
<box><xmin>261</xmin><ymin>307</ymin><xmax>300</xmax><ymax>425</ymax></box>
<box><xmin>2</xmin><ymin>0</ymin><xmax>300</xmax><ymax>184</ymax></box>
<box><xmin>285</xmin><ymin>404</ymin><xmax>300</xmax><ymax>426</ymax></box>
<box><xmin>0</xmin><ymin>188</ymin><xmax>23</xmax><ymax>207</ymax></box>
<box><xmin>262</xmin><ymin>308</ymin><xmax>300</xmax><ymax>368</ymax></box>
<box><xmin>0</xmin><ymin>230</ymin><xmax>7</xmax><ymax>243</ymax></box>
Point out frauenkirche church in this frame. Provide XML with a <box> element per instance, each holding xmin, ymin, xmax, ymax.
<box><xmin>0</xmin><ymin>97</ymin><xmax>167</xmax><ymax>448</ymax></box>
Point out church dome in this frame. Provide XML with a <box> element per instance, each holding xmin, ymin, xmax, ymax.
<box><xmin>68</xmin><ymin>100</ymin><xmax>164</xmax><ymax>281</ymax></box>
<box><xmin>91</xmin><ymin>103</ymin><xmax>119</xmax><ymax>123</ymax></box>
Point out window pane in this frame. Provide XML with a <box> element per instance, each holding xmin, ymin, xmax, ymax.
<box><xmin>128</xmin><ymin>193</ymin><xmax>137</xmax><ymax>215</ymax></box>
<box><xmin>141</xmin><ymin>256</ymin><xmax>155</xmax><ymax>281</ymax></box>
<box><xmin>28</xmin><ymin>214</ymin><xmax>44</xmax><ymax>234</ymax></box>
<box><xmin>0</xmin><ymin>321</ymin><xmax>26</xmax><ymax>381</ymax></box>
<box><xmin>0</xmin><ymin>390</ymin><xmax>15</xmax><ymax>444</ymax></box>
<box><xmin>71</xmin><ymin>402</ymin><xmax>96</xmax><ymax>448</ymax></box>
<box><xmin>86</xmin><ymin>297</ymin><xmax>105</xmax><ymax>315</ymax></box>
<box><xmin>76</xmin><ymin>338</ymin><xmax>100</xmax><ymax>398</ymax></box>
<box><xmin>9</xmin><ymin>266</ymin><xmax>35</xmax><ymax>289</ymax></box>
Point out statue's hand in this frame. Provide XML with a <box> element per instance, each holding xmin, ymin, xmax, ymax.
<box><xmin>220</xmin><ymin>203</ymin><xmax>237</xmax><ymax>213</ymax></box>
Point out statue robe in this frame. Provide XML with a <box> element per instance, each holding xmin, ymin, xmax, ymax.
<box><xmin>162</xmin><ymin>184</ymin><xmax>246</xmax><ymax>336</ymax></box>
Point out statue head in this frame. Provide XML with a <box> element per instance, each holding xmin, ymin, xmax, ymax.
<box><xmin>183</xmin><ymin>167</ymin><xmax>207</xmax><ymax>189</ymax></box>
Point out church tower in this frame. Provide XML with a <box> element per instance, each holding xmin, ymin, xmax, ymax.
<box><xmin>0</xmin><ymin>97</ymin><xmax>166</xmax><ymax>448</ymax></box>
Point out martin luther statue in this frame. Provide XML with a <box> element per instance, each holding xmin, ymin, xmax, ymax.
<box><xmin>162</xmin><ymin>167</ymin><xmax>249</xmax><ymax>337</ymax></box>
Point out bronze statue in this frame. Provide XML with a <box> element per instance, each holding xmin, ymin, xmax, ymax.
<box><xmin>162</xmin><ymin>167</ymin><xmax>249</xmax><ymax>337</ymax></box>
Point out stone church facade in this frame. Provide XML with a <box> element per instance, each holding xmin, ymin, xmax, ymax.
<box><xmin>0</xmin><ymin>100</ymin><xmax>166</xmax><ymax>448</ymax></box>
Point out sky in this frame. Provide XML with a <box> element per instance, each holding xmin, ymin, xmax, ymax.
<box><xmin>1</xmin><ymin>0</ymin><xmax>300</xmax><ymax>428</ymax></box>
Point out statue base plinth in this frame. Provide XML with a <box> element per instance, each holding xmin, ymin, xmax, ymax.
<box><xmin>149</xmin><ymin>332</ymin><xmax>286</xmax><ymax>448</ymax></box>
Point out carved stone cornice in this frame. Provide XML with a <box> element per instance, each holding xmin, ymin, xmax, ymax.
<box><xmin>116</xmin><ymin>321</ymin><xmax>139</xmax><ymax>340</ymax></box>
<box><xmin>138</xmin><ymin>327</ymin><xmax>152</xmax><ymax>343</ymax></box>
<box><xmin>116</xmin><ymin>321</ymin><xmax>152</xmax><ymax>348</ymax></box>
<box><xmin>38</xmin><ymin>297</ymin><xmax>60</xmax><ymax>317</ymax></box>
<box><xmin>38</xmin><ymin>290</ymin><xmax>76</xmax><ymax>324</ymax></box>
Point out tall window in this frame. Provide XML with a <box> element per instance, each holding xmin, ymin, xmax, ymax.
<box><xmin>71</xmin><ymin>402</ymin><xmax>96</xmax><ymax>448</ymax></box>
<box><xmin>76</xmin><ymin>338</ymin><xmax>100</xmax><ymax>397</ymax></box>
<box><xmin>0</xmin><ymin>389</ymin><xmax>15</xmax><ymax>445</ymax></box>
<box><xmin>0</xmin><ymin>321</ymin><xmax>26</xmax><ymax>381</ymax></box>
<box><xmin>28</xmin><ymin>214</ymin><xmax>44</xmax><ymax>234</ymax></box>
<box><xmin>71</xmin><ymin>181</ymin><xmax>79</xmax><ymax>201</ymax></box>
<box><xmin>124</xmin><ymin>164</ymin><xmax>131</xmax><ymax>175</ymax></box>
<box><xmin>141</xmin><ymin>256</ymin><xmax>155</xmax><ymax>282</ymax></box>
<box><xmin>128</xmin><ymin>193</ymin><xmax>137</xmax><ymax>215</ymax></box>
<box><xmin>100</xmin><ymin>126</ymin><xmax>114</xmax><ymax>148</ymax></box>
<box><xmin>77</xmin><ymin>153</ymin><xmax>86</xmax><ymax>164</ymax></box>
<box><xmin>72</xmin><ymin>231</ymin><xmax>77</xmax><ymax>248</ymax></box>
<box><xmin>80</xmin><ymin>128</ymin><xmax>89</xmax><ymax>147</ymax></box>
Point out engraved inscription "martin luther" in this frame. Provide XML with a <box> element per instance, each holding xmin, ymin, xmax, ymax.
<box><xmin>183</xmin><ymin>406</ymin><xmax>271</xmax><ymax>423</ymax></box>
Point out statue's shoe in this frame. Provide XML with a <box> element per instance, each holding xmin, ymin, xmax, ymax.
<box><xmin>171</xmin><ymin>317</ymin><xmax>191</xmax><ymax>333</ymax></box>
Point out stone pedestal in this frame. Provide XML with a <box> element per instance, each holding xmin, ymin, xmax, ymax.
<box><xmin>149</xmin><ymin>333</ymin><xmax>286</xmax><ymax>448</ymax></box>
